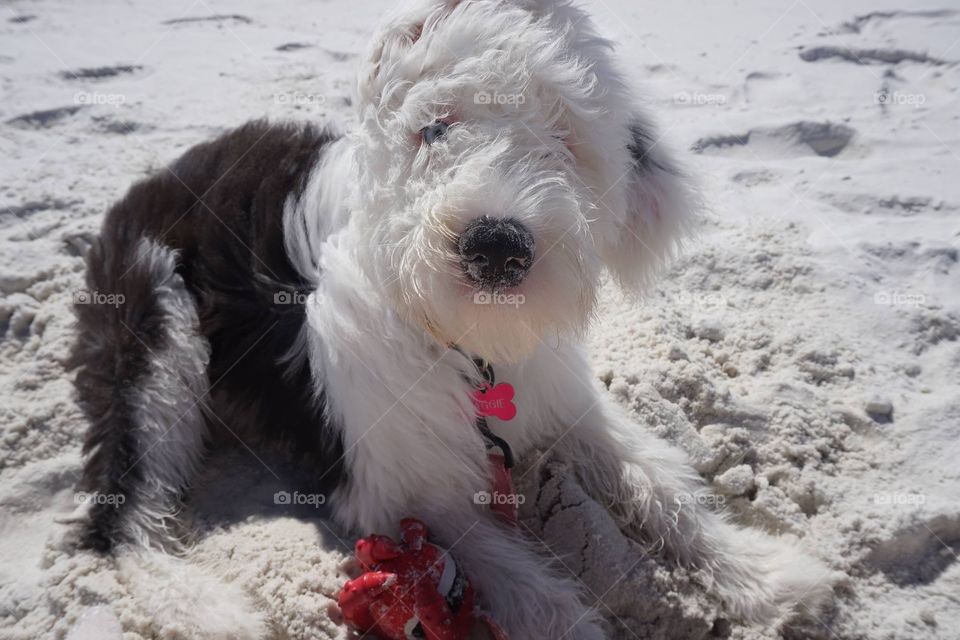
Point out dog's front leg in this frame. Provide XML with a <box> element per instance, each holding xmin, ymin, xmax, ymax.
<box><xmin>427</xmin><ymin>509</ymin><xmax>606</xmax><ymax>640</ymax></box>
<box><xmin>549</xmin><ymin>393</ymin><xmax>834</xmax><ymax>624</ymax></box>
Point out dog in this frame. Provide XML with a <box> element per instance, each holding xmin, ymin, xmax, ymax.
<box><xmin>71</xmin><ymin>0</ymin><xmax>832</xmax><ymax>637</ymax></box>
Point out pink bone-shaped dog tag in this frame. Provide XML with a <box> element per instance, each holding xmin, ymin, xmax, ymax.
<box><xmin>472</xmin><ymin>382</ymin><xmax>517</xmax><ymax>421</ymax></box>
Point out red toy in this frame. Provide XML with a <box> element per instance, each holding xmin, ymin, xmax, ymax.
<box><xmin>338</xmin><ymin>518</ymin><xmax>507</xmax><ymax>640</ymax></box>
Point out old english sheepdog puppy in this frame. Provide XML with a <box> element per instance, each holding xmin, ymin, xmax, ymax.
<box><xmin>71</xmin><ymin>0</ymin><xmax>832</xmax><ymax>636</ymax></box>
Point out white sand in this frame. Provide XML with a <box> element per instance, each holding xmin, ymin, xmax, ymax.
<box><xmin>1</xmin><ymin>0</ymin><xmax>958</xmax><ymax>638</ymax></box>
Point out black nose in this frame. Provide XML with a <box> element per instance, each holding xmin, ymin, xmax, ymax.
<box><xmin>458</xmin><ymin>217</ymin><xmax>535</xmax><ymax>289</ymax></box>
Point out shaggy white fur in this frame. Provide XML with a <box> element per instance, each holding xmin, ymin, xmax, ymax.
<box><xmin>279</xmin><ymin>0</ymin><xmax>835</xmax><ymax>636</ymax></box>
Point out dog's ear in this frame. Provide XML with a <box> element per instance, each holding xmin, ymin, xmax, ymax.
<box><xmin>356</xmin><ymin>24</ymin><xmax>406</xmax><ymax>111</ymax></box>
<box><xmin>356</xmin><ymin>0</ymin><xmax>461</xmax><ymax>111</ymax></box>
<box><xmin>598</xmin><ymin>114</ymin><xmax>696</xmax><ymax>290</ymax></box>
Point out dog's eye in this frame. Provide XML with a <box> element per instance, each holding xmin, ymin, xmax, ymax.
<box><xmin>421</xmin><ymin>120</ymin><xmax>449</xmax><ymax>145</ymax></box>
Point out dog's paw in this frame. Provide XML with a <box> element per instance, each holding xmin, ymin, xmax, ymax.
<box><xmin>710</xmin><ymin>527</ymin><xmax>838</xmax><ymax>626</ymax></box>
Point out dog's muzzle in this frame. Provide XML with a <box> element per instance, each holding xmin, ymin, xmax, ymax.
<box><xmin>458</xmin><ymin>217</ymin><xmax>534</xmax><ymax>289</ymax></box>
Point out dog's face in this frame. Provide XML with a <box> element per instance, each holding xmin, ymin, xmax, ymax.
<box><xmin>349</xmin><ymin>0</ymin><xmax>692</xmax><ymax>363</ymax></box>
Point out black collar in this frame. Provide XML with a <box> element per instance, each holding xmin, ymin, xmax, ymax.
<box><xmin>450</xmin><ymin>345</ymin><xmax>514</xmax><ymax>469</ymax></box>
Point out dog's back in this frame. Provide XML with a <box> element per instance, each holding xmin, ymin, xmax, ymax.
<box><xmin>71</xmin><ymin>120</ymin><xmax>344</xmax><ymax>550</ymax></box>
